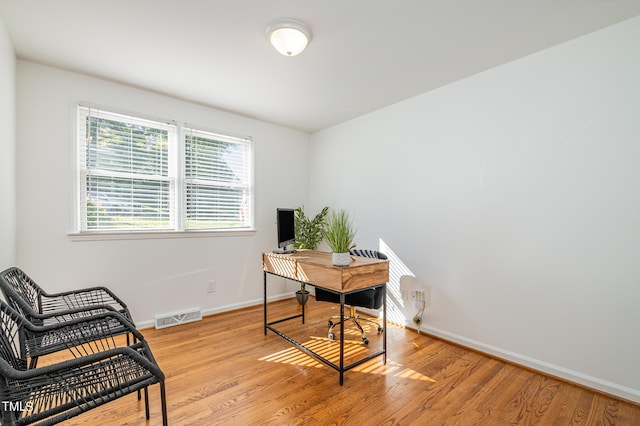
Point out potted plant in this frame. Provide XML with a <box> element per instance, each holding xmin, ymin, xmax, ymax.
<box><xmin>324</xmin><ymin>209</ymin><xmax>356</xmax><ymax>266</ymax></box>
<box><xmin>295</xmin><ymin>284</ymin><xmax>310</xmax><ymax>305</ymax></box>
<box><xmin>293</xmin><ymin>206</ymin><xmax>328</xmax><ymax>304</ymax></box>
<box><xmin>294</xmin><ymin>206</ymin><xmax>328</xmax><ymax>250</ymax></box>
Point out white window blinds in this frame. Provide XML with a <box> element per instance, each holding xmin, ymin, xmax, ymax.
<box><xmin>184</xmin><ymin>127</ymin><xmax>252</xmax><ymax>230</ymax></box>
<box><xmin>77</xmin><ymin>105</ymin><xmax>253</xmax><ymax>234</ymax></box>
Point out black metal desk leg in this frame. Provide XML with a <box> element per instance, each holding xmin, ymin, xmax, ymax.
<box><xmin>301</xmin><ymin>282</ymin><xmax>306</xmax><ymax>324</ymax></box>
<box><xmin>383</xmin><ymin>284</ymin><xmax>387</xmax><ymax>364</ymax></box>
<box><xmin>340</xmin><ymin>292</ymin><xmax>345</xmax><ymax>385</ymax></box>
<box><xmin>263</xmin><ymin>271</ymin><xmax>267</xmax><ymax>335</ymax></box>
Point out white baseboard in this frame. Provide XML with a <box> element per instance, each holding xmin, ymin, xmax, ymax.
<box><xmin>136</xmin><ymin>292</ymin><xmax>292</xmax><ymax>330</ymax></box>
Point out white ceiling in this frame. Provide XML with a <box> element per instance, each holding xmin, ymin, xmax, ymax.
<box><xmin>1</xmin><ymin>0</ymin><xmax>640</xmax><ymax>133</ymax></box>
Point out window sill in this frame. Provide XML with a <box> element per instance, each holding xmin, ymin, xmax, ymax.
<box><xmin>68</xmin><ymin>228</ymin><xmax>256</xmax><ymax>242</ymax></box>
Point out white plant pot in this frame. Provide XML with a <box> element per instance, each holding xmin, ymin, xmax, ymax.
<box><xmin>332</xmin><ymin>252</ymin><xmax>351</xmax><ymax>266</ymax></box>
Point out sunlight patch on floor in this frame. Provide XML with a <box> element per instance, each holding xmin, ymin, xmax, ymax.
<box><xmin>351</xmin><ymin>359</ymin><xmax>436</xmax><ymax>382</ymax></box>
<box><xmin>259</xmin><ymin>337</ymin><xmax>436</xmax><ymax>382</ymax></box>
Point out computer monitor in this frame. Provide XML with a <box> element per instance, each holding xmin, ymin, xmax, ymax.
<box><xmin>276</xmin><ymin>208</ymin><xmax>296</xmax><ymax>251</ymax></box>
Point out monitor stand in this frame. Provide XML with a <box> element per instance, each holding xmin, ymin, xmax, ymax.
<box><xmin>272</xmin><ymin>247</ymin><xmax>296</xmax><ymax>254</ymax></box>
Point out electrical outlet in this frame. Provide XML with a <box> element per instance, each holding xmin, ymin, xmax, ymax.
<box><xmin>414</xmin><ymin>289</ymin><xmax>428</xmax><ymax>309</ymax></box>
<box><xmin>207</xmin><ymin>280</ymin><xmax>216</xmax><ymax>293</ymax></box>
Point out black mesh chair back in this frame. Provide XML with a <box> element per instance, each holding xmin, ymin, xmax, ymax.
<box><xmin>0</xmin><ymin>267</ymin><xmax>133</xmax><ymax>325</ymax></box>
<box><xmin>350</xmin><ymin>248</ymin><xmax>388</xmax><ymax>261</ymax></box>
<box><xmin>0</xmin><ymin>303</ymin><xmax>28</xmax><ymax>372</ymax></box>
<box><xmin>0</xmin><ymin>268</ymin><xmax>43</xmax><ymax>324</ymax></box>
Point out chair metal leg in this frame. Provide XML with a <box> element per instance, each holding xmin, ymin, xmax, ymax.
<box><xmin>144</xmin><ymin>387</ymin><xmax>150</xmax><ymax>420</ymax></box>
<box><xmin>160</xmin><ymin>381</ymin><xmax>168</xmax><ymax>426</ymax></box>
<box><xmin>129</xmin><ymin>333</ymin><xmax>142</xmax><ymax>401</ymax></box>
<box><xmin>355</xmin><ymin>316</ymin><xmax>384</xmax><ymax>331</ymax></box>
<box><xmin>327</xmin><ymin>306</ymin><xmax>382</xmax><ymax>344</ymax></box>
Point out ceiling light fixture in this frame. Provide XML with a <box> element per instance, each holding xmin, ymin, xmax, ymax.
<box><xmin>265</xmin><ymin>18</ymin><xmax>312</xmax><ymax>57</ymax></box>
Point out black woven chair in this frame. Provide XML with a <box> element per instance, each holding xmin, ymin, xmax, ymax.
<box><xmin>0</xmin><ymin>267</ymin><xmax>134</xmax><ymax>368</ymax></box>
<box><xmin>0</xmin><ymin>300</ymin><xmax>167</xmax><ymax>426</ymax></box>
<box><xmin>315</xmin><ymin>249</ymin><xmax>387</xmax><ymax>344</ymax></box>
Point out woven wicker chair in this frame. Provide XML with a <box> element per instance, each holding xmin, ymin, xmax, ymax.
<box><xmin>0</xmin><ymin>301</ymin><xmax>167</xmax><ymax>426</ymax></box>
<box><xmin>315</xmin><ymin>249</ymin><xmax>387</xmax><ymax>344</ymax></box>
<box><xmin>0</xmin><ymin>267</ymin><xmax>134</xmax><ymax>368</ymax></box>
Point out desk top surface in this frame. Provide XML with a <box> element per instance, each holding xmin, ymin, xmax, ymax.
<box><xmin>262</xmin><ymin>250</ymin><xmax>389</xmax><ymax>292</ymax></box>
<box><xmin>264</xmin><ymin>250</ymin><xmax>385</xmax><ymax>268</ymax></box>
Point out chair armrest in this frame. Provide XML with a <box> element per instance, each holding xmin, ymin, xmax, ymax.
<box><xmin>40</xmin><ymin>286</ymin><xmax>129</xmax><ymax>313</ymax></box>
<box><xmin>25</xmin><ymin>310</ymin><xmax>144</xmax><ymax>342</ymax></box>
<box><xmin>20</xmin><ymin>310</ymin><xmax>143</xmax><ymax>361</ymax></box>
<box><xmin>0</xmin><ymin>341</ymin><xmax>163</xmax><ymax>382</ymax></box>
<box><xmin>32</xmin><ymin>303</ymin><xmax>131</xmax><ymax>323</ymax></box>
<box><xmin>43</xmin><ymin>286</ymin><xmax>128</xmax><ymax>307</ymax></box>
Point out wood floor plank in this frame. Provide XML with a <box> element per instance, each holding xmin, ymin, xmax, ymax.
<box><xmin>41</xmin><ymin>297</ymin><xmax>639</xmax><ymax>425</ymax></box>
<box><xmin>582</xmin><ymin>395</ymin><xmax>621</xmax><ymax>425</ymax></box>
<box><xmin>501</xmin><ymin>373</ymin><xmax>564</xmax><ymax>424</ymax></box>
<box><xmin>617</xmin><ymin>401</ymin><xmax>640</xmax><ymax>426</ymax></box>
<box><xmin>422</xmin><ymin>356</ymin><xmax>505</xmax><ymax>424</ymax></box>
<box><xmin>539</xmin><ymin>382</ymin><xmax>584</xmax><ymax>426</ymax></box>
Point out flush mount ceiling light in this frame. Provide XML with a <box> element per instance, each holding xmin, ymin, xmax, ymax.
<box><xmin>265</xmin><ymin>18</ymin><xmax>312</xmax><ymax>56</ymax></box>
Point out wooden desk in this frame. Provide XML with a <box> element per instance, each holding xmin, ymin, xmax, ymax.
<box><xmin>262</xmin><ymin>250</ymin><xmax>389</xmax><ymax>385</ymax></box>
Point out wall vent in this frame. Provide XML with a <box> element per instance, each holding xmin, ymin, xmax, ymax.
<box><xmin>154</xmin><ymin>308</ymin><xmax>202</xmax><ymax>329</ymax></box>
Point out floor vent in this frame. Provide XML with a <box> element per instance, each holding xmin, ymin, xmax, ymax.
<box><xmin>154</xmin><ymin>308</ymin><xmax>202</xmax><ymax>329</ymax></box>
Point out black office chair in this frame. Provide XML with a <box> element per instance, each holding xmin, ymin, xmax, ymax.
<box><xmin>315</xmin><ymin>249</ymin><xmax>387</xmax><ymax>344</ymax></box>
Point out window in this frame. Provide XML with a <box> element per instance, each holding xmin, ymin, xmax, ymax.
<box><xmin>184</xmin><ymin>127</ymin><xmax>252</xmax><ymax>230</ymax></box>
<box><xmin>77</xmin><ymin>105</ymin><xmax>253</xmax><ymax>234</ymax></box>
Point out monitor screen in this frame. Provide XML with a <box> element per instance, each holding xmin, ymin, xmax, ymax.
<box><xmin>276</xmin><ymin>208</ymin><xmax>295</xmax><ymax>249</ymax></box>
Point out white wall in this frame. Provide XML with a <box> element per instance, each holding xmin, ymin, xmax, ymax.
<box><xmin>0</xmin><ymin>17</ymin><xmax>16</xmax><ymax>269</ymax></box>
<box><xmin>16</xmin><ymin>61</ymin><xmax>310</xmax><ymax>327</ymax></box>
<box><xmin>310</xmin><ymin>16</ymin><xmax>640</xmax><ymax>402</ymax></box>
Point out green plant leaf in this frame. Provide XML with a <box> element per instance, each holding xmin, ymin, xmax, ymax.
<box><xmin>294</xmin><ymin>206</ymin><xmax>328</xmax><ymax>249</ymax></box>
<box><xmin>324</xmin><ymin>209</ymin><xmax>356</xmax><ymax>253</ymax></box>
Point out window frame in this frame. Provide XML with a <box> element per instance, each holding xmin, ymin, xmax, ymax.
<box><xmin>71</xmin><ymin>103</ymin><xmax>255</xmax><ymax>240</ymax></box>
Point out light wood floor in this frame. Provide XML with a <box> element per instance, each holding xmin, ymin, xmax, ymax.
<box><xmin>54</xmin><ymin>297</ymin><xmax>639</xmax><ymax>425</ymax></box>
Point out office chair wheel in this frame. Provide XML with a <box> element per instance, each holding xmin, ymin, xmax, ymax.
<box><xmin>328</xmin><ymin>320</ymin><xmax>334</xmax><ymax>328</ymax></box>
<box><xmin>328</xmin><ymin>332</ymin><xmax>335</xmax><ymax>340</ymax></box>
<box><xmin>378</xmin><ymin>327</ymin><xmax>384</xmax><ymax>334</ymax></box>
<box><xmin>362</xmin><ymin>337</ymin><xmax>369</xmax><ymax>345</ymax></box>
